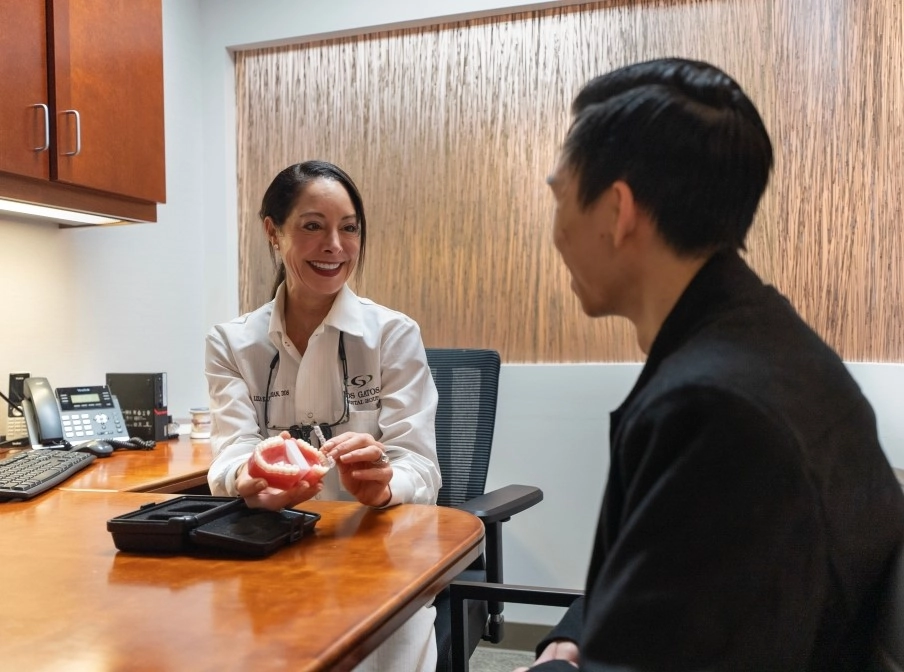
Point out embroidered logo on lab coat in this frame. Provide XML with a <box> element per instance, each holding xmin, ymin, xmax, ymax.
<box><xmin>349</xmin><ymin>373</ymin><xmax>380</xmax><ymax>407</ymax></box>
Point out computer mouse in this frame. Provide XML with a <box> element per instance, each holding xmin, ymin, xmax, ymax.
<box><xmin>75</xmin><ymin>440</ymin><xmax>114</xmax><ymax>457</ymax></box>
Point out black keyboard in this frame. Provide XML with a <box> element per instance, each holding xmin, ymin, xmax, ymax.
<box><xmin>0</xmin><ymin>449</ymin><xmax>96</xmax><ymax>501</ymax></box>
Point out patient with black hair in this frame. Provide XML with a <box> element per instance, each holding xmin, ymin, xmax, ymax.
<box><xmin>518</xmin><ymin>58</ymin><xmax>904</xmax><ymax>672</ymax></box>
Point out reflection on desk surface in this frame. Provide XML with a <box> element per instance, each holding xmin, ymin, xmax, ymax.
<box><xmin>0</xmin><ymin>490</ymin><xmax>484</xmax><ymax>672</ymax></box>
<box><xmin>57</xmin><ymin>436</ymin><xmax>214</xmax><ymax>493</ymax></box>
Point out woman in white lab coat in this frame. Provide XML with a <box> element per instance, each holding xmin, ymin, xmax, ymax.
<box><xmin>205</xmin><ymin>160</ymin><xmax>442</xmax><ymax>672</ymax></box>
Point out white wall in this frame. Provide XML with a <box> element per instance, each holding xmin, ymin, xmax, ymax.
<box><xmin>489</xmin><ymin>362</ymin><xmax>904</xmax><ymax>625</ymax></box>
<box><xmin>1</xmin><ymin>0</ymin><xmax>902</xmax><ymax>629</ymax></box>
<box><xmin>0</xmin><ymin>0</ymin><xmax>208</xmax><ymax>424</ymax></box>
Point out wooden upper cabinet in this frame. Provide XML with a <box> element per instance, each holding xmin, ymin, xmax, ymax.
<box><xmin>0</xmin><ymin>0</ymin><xmax>164</xmax><ymax>222</ymax></box>
<box><xmin>0</xmin><ymin>0</ymin><xmax>50</xmax><ymax>179</ymax></box>
<box><xmin>49</xmin><ymin>0</ymin><xmax>166</xmax><ymax>203</ymax></box>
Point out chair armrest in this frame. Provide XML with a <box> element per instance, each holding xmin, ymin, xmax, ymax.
<box><xmin>449</xmin><ymin>580</ymin><xmax>583</xmax><ymax>671</ymax></box>
<box><xmin>456</xmin><ymin>484</ymin><xmax>543</xmax><ymax>524</ymax></box>
<box><xmin>456</xmin><ymin>484</ymin><xmax>544</xmax><ymax>586</ymax></box>
<box><xmin>450</xmin><ymin>579</ymin><xmax>583</xmax><ymax>608</ymax></box>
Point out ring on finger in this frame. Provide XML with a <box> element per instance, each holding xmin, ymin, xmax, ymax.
<box><xmin>373</xmin><ymin>451</ymin><xmax>389</xmax><ymax>466</ymax></box>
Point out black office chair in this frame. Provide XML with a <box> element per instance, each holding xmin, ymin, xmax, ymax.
<box><xmin>450</xmin><ymin>543</ymin><xmax>904</xmax><ymax>672</ymax></box>
<box><xmin>425</xmin><ymin>348</ymin><xmax>544</xmax><ymax>672</ymax></box>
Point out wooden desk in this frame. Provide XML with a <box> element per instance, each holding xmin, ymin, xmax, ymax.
<box><xmin>57</xmin><ymin>436</ymin><xmax>215</xmax><ymax>493</ymax></box>
<box><xmin>0</xmin><ymin>490</ymin><xmax>483</xmax><ymax>671</ymax></box>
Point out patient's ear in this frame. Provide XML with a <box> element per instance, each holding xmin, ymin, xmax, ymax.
<box><xmin>609</xmin><ymin>180</ymin><xmax>638</xmax><ymax>249</ymax></box>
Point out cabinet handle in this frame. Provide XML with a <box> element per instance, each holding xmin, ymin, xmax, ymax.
<box><xmin>31</xmin><ymin>103</ymin><xmax>50</xmax><ymax>152</ymax></box>
<box><xmin>61</xmin><ymin>109</ymin><xmax>82</xmax><ymax>157</ymax></box>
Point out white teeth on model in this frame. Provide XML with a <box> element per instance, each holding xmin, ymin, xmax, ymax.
<box><xmin>255</xmin><ymin>436</ymin><xmax>304</xmax><ymax>474</ymax></box>
<box><xmin>310</xmin><ymin>261</ymin><xmax>341</xmax><ymax>270</ymax></box>
<box><xmin>253</xmin><ymin>450</ymin><xmax>299</xmax><ymax>474</ymax></box>
<box><xmin>259</xmin><ymin>436</ymin><xmax>315</xmax><ymax>451</ymax></box>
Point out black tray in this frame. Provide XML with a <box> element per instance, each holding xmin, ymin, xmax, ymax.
<box><xmin>106</xmin><ymin>495</ymin><xmax>320</xmax><ymax>557</ymax></box>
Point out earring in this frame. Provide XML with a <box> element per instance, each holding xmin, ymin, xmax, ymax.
<box><xmin>273</xmin><ymin>242</ymin><xmax>279</xmax><ymax>250</ymax></box>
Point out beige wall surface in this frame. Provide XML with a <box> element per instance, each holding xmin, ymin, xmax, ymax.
<box><xmin>235</xmin><ymin>0</ymin><xmax>903</xmax><ymax>363</ymax></box>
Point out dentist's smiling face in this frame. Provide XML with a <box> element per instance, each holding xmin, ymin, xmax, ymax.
<box><xmin>267</xmin><ymin>177</ymin><xmax>361</xmax><ymax>299</ymax></box>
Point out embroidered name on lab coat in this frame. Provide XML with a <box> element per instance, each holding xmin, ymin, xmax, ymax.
<box><xmin>252</xmin><ymin>389</ymin><xmax>289</xmax><ymax>402</ymax></box>
<box><xmin>349</xmin><ymin>374</ymin><xmax>380</xmax><ymax>406</ymax></box>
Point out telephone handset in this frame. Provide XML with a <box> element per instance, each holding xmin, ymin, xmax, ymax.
<box><xmin>22</xmin><ymin>377</ymin><xmax>63</xmax><ymax>445</ymax></box>
<box><xmin>22</xmin><ymin>377</ymin><xmax>129</xmax><ymax>448</ymax></box>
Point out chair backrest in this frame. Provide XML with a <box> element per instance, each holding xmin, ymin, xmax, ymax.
<box><xmin>875</xmin><ymin>545</ymin><xmax>904</xmax><ymax>672</ymax></box>
<box><xmin>425</xmin><ymin>348</ymin><xmax>501</xmax><ymax>508</ymax></box>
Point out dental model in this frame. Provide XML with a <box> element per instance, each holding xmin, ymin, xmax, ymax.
<box><xmin>246</xmin><ymin>435</ymin><xmax>333</xmax><ymax>490</ymax></box>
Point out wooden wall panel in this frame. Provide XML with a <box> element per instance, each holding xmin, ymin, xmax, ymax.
<box><xmin>235</xmin><ymin>0</ymin><xmax>904</xmax><ymax>363</ymax></box>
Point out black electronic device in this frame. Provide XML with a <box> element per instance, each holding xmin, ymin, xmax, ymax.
<box><xmin>74</xmin><ymin>439</ymin><xmax>115</xmax><ymax>457</ymax></box>
<box><xmin>7</xmin><ymin>373</ymin><xmax>28</xmax><ymax>415</ymax></box>
<box><xmin>6</xmin><ymin>372</ymin><xmax>30</xmax><ymax>446</ymax></box>
<box><xmin>21</xmin><ymin>377</ymin><xmax>129</xmax><ymax>448</ymax></box>
<box><xmin>105</xmin><ymin>373</ymin><xmax>168</xmax><ymax>441</ymax></box>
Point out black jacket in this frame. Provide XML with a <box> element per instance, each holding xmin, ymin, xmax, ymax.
<box><xmin>536</xmin><ymin>251</ymin><xmax>904</xmax><ymax>671</ymax></box>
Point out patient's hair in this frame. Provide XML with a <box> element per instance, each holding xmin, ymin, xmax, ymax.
<box><xmin>563</xmin><ymin>57</ymin><xmax>774</xmax><ymax>254</ymax></box>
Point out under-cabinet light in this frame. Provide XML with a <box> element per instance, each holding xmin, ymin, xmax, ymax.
<box><xmin>0</xmin><ymin>198</ymin><xmax>122</xmax><ymax>226</ymax></box>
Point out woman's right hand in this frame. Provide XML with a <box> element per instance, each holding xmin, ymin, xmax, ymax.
<box><xmin>235</xmin><ymin>455</ymin><xmax>325</xmax><ymax>511</ymax></box>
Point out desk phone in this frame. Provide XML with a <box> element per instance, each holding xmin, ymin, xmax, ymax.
<box><xmin>22</xmin><ymin>377</ymin><xmax>129</xmax><ymax>447</ymax></box>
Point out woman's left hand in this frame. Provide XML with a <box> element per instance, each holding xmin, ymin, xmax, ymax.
<box><xmin>321</xmin><ymin>431</ymin><xmax>393</xmax><ymax>507</ymax></box>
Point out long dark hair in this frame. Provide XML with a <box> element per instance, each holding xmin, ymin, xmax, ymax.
<box><xmin>259</xmin><ymin>160</ymin><xmax>367</xmax><ymax>298</ymax></box>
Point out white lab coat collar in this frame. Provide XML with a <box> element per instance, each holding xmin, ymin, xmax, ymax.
<box><xmin>267</xmin><ymin>283</ymin><xmax>365</xmax><ymax>349</ymax></box>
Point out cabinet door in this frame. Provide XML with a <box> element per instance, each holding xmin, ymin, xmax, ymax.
<box><xmin>50</xmin><ymin>0</ymin><xmax>166</xmax><ymax>203</ymax></box>
<box><xmin>0</xmin><ymin>0</ymin><xmax>50</xmax><ymax>180</ymax></box>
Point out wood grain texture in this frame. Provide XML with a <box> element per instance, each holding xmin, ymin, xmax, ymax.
<box><xmin>0</xmin><ymin>492</ymin><xmax>483</xmax><ymax>672</ymax></box>
<box><xmin>50</xmin><ymin>0</ymin><xmax>166</xmax><ymax>202</ymax></box>
<box><xmin>236</xmin><ymin>0</ymin><xmax>903</xmax><ymax>363</ymax></box>
<box><xmin>0</xmin><ymin>0</ymin><xmax>48</xmax><ymax>179</ymax></box>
